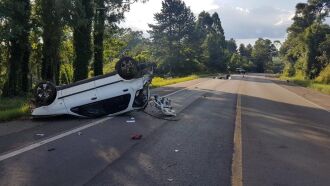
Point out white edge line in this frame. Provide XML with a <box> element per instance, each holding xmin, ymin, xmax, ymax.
<box><xmin>0</xmin><ymin>79</ymin><xmax>209</xmax><ymax>162</ymax></box>
<box><xmin>164</xmin><ymin>80</ymin><xmax>207</xmax><ymax>97</ymax></box>
<box><xmin>0</xmin><ymin>117</ymin><xmax>111</xmax><ymax>162</ymax></box>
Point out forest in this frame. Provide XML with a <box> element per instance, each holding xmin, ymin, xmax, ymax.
<box><xmin>280</xmin><ymin>0</ymin><xmax>330</xmax><ymax>84</ymax></box>
<box><xmin>0</xmin><ymin>0</ymin><xmax>329</xmax><ymax>98</ymax></box>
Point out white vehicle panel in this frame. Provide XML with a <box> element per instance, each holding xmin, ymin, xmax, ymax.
<box><xmin>61</xmin><ymin>81</ymin><xmax>95</xmax><ymax>98</ymax></box>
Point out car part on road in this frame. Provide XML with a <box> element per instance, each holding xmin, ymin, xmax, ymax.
<box><xmin>150</xmin><ymin>96</ymin><xmax>176</xmax><ymax>117</ymax></box>
<box><xmin>131</xmin><ymin>134</ymin><xmax>143</xmax><ymax>140</ymax></box>
<box><xmin>214</xmin><ymin>74</ymin><xmax>231</xmax><ymax>80</ymax></box>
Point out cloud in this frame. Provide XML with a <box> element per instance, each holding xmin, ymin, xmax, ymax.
<box><xmin>235</xmin><ymin>7</ymin><xmax>250</xmax><ymax>14</ymax></box>
<box><xmin>217</xmin><ymin>6</ymin><xmax>294</xmax><ymax>39</ymax></box>
<box><xmin>121</xmin><ymin>0</ymin><xmax>297</xmax><ymax>40</ymax></box>
<box><xmin>184</xmin><ymin>0</ymin><xmax>219</xmax><ymax>13</ymax></box>
<box><xmin>121</xmin><ymin>0</ymin><xmax>219</xmax><ymax>32</ymax></box>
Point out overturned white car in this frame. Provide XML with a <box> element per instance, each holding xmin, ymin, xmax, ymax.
<box><xmin>32</xmin><ymin>57</ymin><xmax>154</xmax><ymax>118</ymax></box>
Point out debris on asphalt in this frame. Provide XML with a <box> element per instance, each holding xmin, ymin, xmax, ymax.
<box><xmin>167</xmin><ymin>178</ymin><xmax>174</xmax><ymax>182</ymax></box>
<box><xmin>126</xmin><ymin>117</ymin><xmax>136</xmax><ymax>123</ymax></box>
<box><xmin>131</xmin><ymin>134</ymin><xmax>143</xmax><ymax>140</ymax></box>
<box><xmin>174</xmin><ymin>149</ymin><xmax>179</xmax><ymax>152</ymax></box>
<box><xmin>164</xmin><ymin>162</ymin><xmax>177</xmax><ymax>169</ymax></box>
<box><xmin>47</xmin><ymin>148</ymin><xmax>56</xmax><ymax>152</ymax></box>
<box><xmin>35</xmin><ymin>133</ymin><xmax>45</xmax><ymax>137</ymax></box>
<box><xmin>78</xmin><ymin>132</ymin><xmax>82</xmax><ymax>135</ymax></box>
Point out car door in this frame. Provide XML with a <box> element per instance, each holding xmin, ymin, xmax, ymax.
<box><xmin>94</xmin><ymin>74</ymin><xmax>133</xmax><ymax>115</ymax></box>
<box><xmin>61</xmin><ymin>81</ymin><xmax>99</xmax><ymax>117</ymax></box>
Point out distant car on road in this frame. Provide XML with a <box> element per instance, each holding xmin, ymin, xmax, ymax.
<box><xmin>32</xmin><ymin>57</ymin><xmax>154</xmax><ymax>118</ymax></box>
<box><xmin>236</xmin><ymin>68</ymin><xmax>246</xmax><ymax>74</ymax></box>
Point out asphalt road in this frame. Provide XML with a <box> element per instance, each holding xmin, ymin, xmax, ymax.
<box><xmin>0</xmin><ymin>74</ymin><xmax>329</xmax><ymax>186</ymax></box>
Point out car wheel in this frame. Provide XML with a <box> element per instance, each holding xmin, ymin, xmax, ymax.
<box><xmin>34</xmin><ymin>81</ymin><xmax>57</xmax><ymax>107</ymax></box>
<box><xmin>116</xmin><ymin>57</ymin><xmax>138</xmax><ymax>80</ymax></box>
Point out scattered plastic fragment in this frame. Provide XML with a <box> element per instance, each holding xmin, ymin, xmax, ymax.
<box><xmin>35</xmin><ymin>133</ymin><xmax>45</xmax><ymax>137</ymax></box>
<box><xmin>174</xmin><ymin>149</ymin><xmax>179</xmax><ymax>152</ymax></box>
<box><xmin>127</xmin><ymin>117</ymin><xmax>136</xmax><ymax>123</ymax></box>
<box><xmin>48</xmin><ymin>148</ymin><xmax>56</xmax><ymax>152</ymax></box>
<box><xmin>167</xmin><ymin>178</ymin><xmax>174</xmax><ymax>182</ymax></box>
<box><xmin>131</xmin><ymin>134</ymin><xmax>143</xmax><ymax>140</ymax></box>
<box><xmin>166</xmin><ymin>162</ymin><xmax>177</xmax><ymax>168</ymax></box>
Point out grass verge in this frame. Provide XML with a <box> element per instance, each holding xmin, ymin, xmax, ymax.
<box><xmin>151</xmin><ymin>75</ymin><xmax>199</xmax><ymax>88</ymax></box>
<box><xmin>280</xmin><ymin>77</ymin><xmax>330</xmax><ymax>95</ymax></box>
<box><xmin>0</xmin><ymin>98</ymin><xmax>30</xmax><ymax>122</ymax></box>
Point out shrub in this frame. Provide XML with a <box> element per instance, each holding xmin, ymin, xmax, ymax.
<box><xmin>315</xmin><ymin>64</ymin><xmax>330</xmax><ymax>84</ymax></box>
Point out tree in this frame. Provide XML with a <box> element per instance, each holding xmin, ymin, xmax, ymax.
<box><xmin>195</xmin><ymin>12</ymin><xmax>226</xmax><ymax>71</ymax></box>
<box><xmin>207</xmin><ymin>12</ymin><xmax>226</xmax><ymax>71</ymax></box>
<box><xmin>149</xmin><ymin>0</ymin><xmax>196</xmax><ymax>75</ymax></box>
<box><xmin>93</xmin><ymin>0</ymin><xmax>147</xmax><ymax>76</ymax></box>
<box><xmin>252</xmin><ymin>38</ymin><xmax>278</xmax><ymax>73</ymax></box>
<box><xmin>239</xmin><ymin>44</ymin><xmax>247</xmax><ymax>57</ymax></box>
<box><xmin>93</xmin><ymin>0</ymin><xmax>106</xmax><ymax>76</ymax></box>
<box><xmin>71</xmin><ymin>0</ymin><xmax>94</xmax><ymax>81</ymax></box>
<box><xmin>226</xmin><ymin>38</ymin><xmax>237</xmax><ymax>54</ymax></box>
<box><xmin>1</xmin><ymin>0</ymin><xmax>31</xmax><ymax>97</ymax></box>
<box><xmin>281</xmin><ymin>0</ymin><xmax>330</xmax><ymax>79</ymax></box>
<box><xmin>40</xmin><ymin>0</ymin><xmax>69</xmax><ymax>84</ymax></box>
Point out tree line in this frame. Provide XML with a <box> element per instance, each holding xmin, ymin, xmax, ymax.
<box><xmin>2</xmin><ymin>0</ymin><xmax>326</xmax><ymax>98</ymax></box>
<box><xmin>280</xmin><ymin>0</ymin><xmax>329</xmax><ymax>83</ymax></box>
<box><xmin>0</xmin><ymin>0</ymin><xmax>144</xmax><ymax>97</ymax></box>
<box><xmin>148</xmin><ymin>0</ymin><xmax>283</xmax><ymax>76</ymax></box>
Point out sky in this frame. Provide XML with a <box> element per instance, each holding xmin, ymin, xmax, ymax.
<box><xmin>120</xmin><ymin>0</ymin><xmax>325</xmax><ymax>45</ymax></box>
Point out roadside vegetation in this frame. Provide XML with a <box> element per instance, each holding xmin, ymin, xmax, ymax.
<box><xmin>280</xmin><ymin>73</ymin><xmax>330</xmax><ymax>95</ymax></box>
<box><xmin>279</xmin><ymin>0</ymin><xmax>329</xmax><ymax>93</ymax></box>
<box><xmin>151</xmin><ymin>75</ymin><xmax>199</xmax><ymax>88</ymax></box>
<box><xmin>0</xmin><ymin>98</ymin><xmax>30</xmax><ymax>121</ymax></box>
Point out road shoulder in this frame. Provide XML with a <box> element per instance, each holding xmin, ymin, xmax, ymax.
<box><xmin>270</xmin><ymin>78</ymin><xmax>330</xmax><ymax>111</ymax></box>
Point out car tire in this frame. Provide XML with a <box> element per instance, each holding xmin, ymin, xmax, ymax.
<box><xmin>34</xmin><ymin>81</ymin><xmax>57</xmax><ymax>107</ymax></box>
<box><xmin>116</xmin><ymin>57</ymin><xmax>138</xmax><ymax>80</ymax></box>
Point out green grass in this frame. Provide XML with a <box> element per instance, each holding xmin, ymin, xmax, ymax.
<box><xmin>0</xmin><ymin>98</ymin><xmax>30</xmax><ymax>122</ymax></box>
<box><xmin>151</xmin><ymin>75</ymin><xmax>199</xmax><ymax>88</ymax></box>
<box><xmin>280</xmin><ymin>76</ymin><xmax>330</xmax><ymax>95</ymax></box>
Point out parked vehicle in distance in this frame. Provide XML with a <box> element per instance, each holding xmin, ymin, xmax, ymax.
<box><xmin>236</xmin><ymin>68</ymin><xmax>246</xmax><ymax>74</ymax></box>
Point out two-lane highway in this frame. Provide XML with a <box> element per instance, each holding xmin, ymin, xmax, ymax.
<box><xmin>0</xmin><ymin>74</ymin><xmax>329</xmax><ymax>186</ymax></box>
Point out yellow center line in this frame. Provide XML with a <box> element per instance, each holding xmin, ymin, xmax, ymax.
<box><xmin>232</xmin><ymin>81</ymin><xmax>243</xmax><ymax>186</ymax></box>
